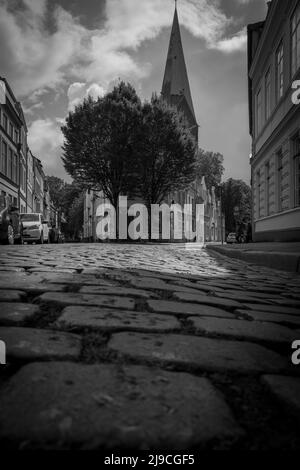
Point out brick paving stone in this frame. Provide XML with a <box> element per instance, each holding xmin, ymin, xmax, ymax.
<box><xmin>213</xmin><ymin>291</ymin><xmax>274</xmax><ymax>304</ymax></box>
<box><xmin>28</xmin><ymin>268</ymin><xmax>77</xmax><ymax>274</ymax></box>
<box><xmin>108</xmin><ymin>332</ymin><xmax>288</xmax><ymax>374</ymax></box>
<box><xmin>57</xmin><ymin>306</ymin><xmax>180</xmax><ymax>332</ymax></box>
<box><xmin>0</xmin><ymin>282</ymin><xmax>66</xmax><ymax>293</ymax></box>
<box><xmin>271</xmin><ymin>299</ymin><xmax>300</xmax><ymax>308</ymax></box>
<box><xmin>0</xmin><ymin>327</ymin><xmax>81</xmax><ymax>361</ymax></box>
<box><xmin>80</xmin><ymin>286</ymin><xmax>158</xmax><ymax>299</ymax></box>
<box><xmin>130</xmin><ymin>277</ymin><xmax>200</xmax><ymax>294</ymax></box>
<box><xmin>147</xmin><ymin>300</ymin><xmax>235</xmax><ymax>318</ymax></box>
<box><xmin>37</xmin><ymin>292</ymin><xmax>135</xmax><ymax>310</ymax></box>
<box><xmin>189</xmin><ymin>317</ymin><xmax>295</xmax><ymax>344</ymax></box>
<box><xmin>262</xmin><ymin>375</ymin><xmax>300</xmax><ymax>413</ymax></box>
<box><xmin>243</xmin><ymin>304</ymin><xmax>300</xmax><ymax>316</ymax></box>
<box><xmin>0</xmin><ymin>362</ymin><xmax>243</xmax><ymax>448</ymax></box>
<box><xmin>237</xmin><ymin>309</ymin><xmax>300</xmax><ymax>326</ymax></box>
<box><xmin>0</xmin><ymin>290</ymin><xmax>27</xmax><ymax>302</ymax></box>
<box><xmin>173</xmin><ymin>292</ymin><xmax>242</xmax><ymax>310</ymax></box>
<box><xmin>0</xmin><ymin>267</ymin><xmax>25</xmax><ymax>272</ymax></box>
<box><xmin>167</xmin><ymin>280</ymin><xmax>219</xmax><ymax>294</ymax></box>
<box><xmin>0</xmin><ymin>303</ymin><xmax>40</xmax><ymax>325</ymax></box>
<box><xmin>29</xmin><ymin>273</ymin><xmax>114</xmax><ymax>286</ymax></box>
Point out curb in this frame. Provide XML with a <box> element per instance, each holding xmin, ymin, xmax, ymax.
<box><xmin>206</xmin><ymin>245</ymin><xmax>300</xmax><ymax>273</ymax></box>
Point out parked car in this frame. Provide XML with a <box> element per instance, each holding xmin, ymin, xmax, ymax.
<box><xmin>0</xmin><ymin>195</ymin><xmax>23</xmax><ymax>245</ymax></box>
<box><xmin>20</xmin><ymin>213</ymin><xmax>50</xmax><ymax>244</ymax></box>
<box><xmin>226</xmin><ymin>232</ymin><xmax>237</xmax><ymax>244</ymax></box>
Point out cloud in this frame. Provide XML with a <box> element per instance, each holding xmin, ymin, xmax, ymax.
<box><xmin>27</xmin><ymin>118</ymin><xmax>66</xmax><ymax>177</ymax></box>
<box><xmin>0</xmin><ymin>0</ymin><xmax>246</xmax><ymax>99</ymax></box>
<box><xmin>214</xmin><ymin>29</ymin><xmax>247</xmax><ymax>53</ymax></box>
<box><xmin>67</xmin><ymin>82</ymin><xmax>106</xmax><ymax>111</ymax></box>
<box><xmin>0</xmin><ymin>0</ymin><xmax>85</xmax><ymax>96</ymax></box>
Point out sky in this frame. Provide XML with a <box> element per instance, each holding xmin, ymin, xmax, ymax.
<box><xmin>0</xmin><ymin>0</ymin><xmax>268</xmax><ymax>184</ymax></box>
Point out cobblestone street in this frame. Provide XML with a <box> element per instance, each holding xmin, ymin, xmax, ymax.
<box><xmin>0</xmin><ymin>243</ymin><xmax>300</xmax><ymax>450</ymax></box>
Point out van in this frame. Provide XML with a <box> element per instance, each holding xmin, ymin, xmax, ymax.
<box><xmin>20</xmin><ymin>213</ymin><xmax>50</xmax><ymax>244</ymax></box>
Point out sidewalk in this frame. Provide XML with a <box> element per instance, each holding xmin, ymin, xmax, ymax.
<box><xmin>206</xmin><ymin>243</ymin><xmax>300</xmax><ymax>273</ymax></box>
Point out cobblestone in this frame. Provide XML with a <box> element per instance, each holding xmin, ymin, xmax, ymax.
<box><xmin>147</xmin><ymin>299</ymin><xmax>235</xmax><ymax>318</ymax></box>
<box><xmin>262</xmin><ymin>375</ymin><xmax>300</xmax><ymax>413</ymax></box>
<box><xmin>57</xmin><ymin>306</ymin><xmax>180</xmax><ymax>332</ymax></box>
<box><xmin>189</xmin><ymin>317</ymin><xmax>295</xmax><ymax>344</ymax></box>
<box><xmin>237</xmin><ymin>309</ymin><xmax>300</xmax><ymax>326</ymax></box>
<box><xmin>108</xmin><ymin>332</ymin><xmax>288</xmax><ymax>374</ymax></box>
<box><xmin>173</xmin><ymin>292</ymin><xmax>243</xmax><ymax>310</ymax></box>
<box><xmin>0</xmin><ymin>362</ymin><xmax>243</xmax><ymax>449</ymax></box>
<box><xmin>0</xmin><ymin>327</ymin><xmax>81</xmax><ymax>361</ymax></box>
<box><xmin>0</xmin><ymin>290</ymin><xmax>27</xmax><ymax>301</ymax></box>
<box><xmin>0</xmin><ymin>243</ymin><xmax>299</xmax><ymax>449</ymax></box>
<box><xmin>37</xmin><ymin>292</ymin><xmax>135</xmax><ymax>310</ymax></box>
<box><xmin>0</xmin><ymin>303</ymin><xmax>40</xmax><ymax>325</ymax></box>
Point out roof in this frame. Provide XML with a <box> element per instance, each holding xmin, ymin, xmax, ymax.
<box><xmin>161</xmin><ymin>7</ymin><xmax>197</xmax><ymax>124</ymax></box>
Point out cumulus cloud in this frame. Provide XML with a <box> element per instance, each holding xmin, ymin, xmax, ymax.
<box><xmin>0</xmin><ymin>0</ymin><xmax>246</xmax><ymax>99</ymax></box>
<box><xmin>214</xmin><ymin>29</ymin><xmax>247</xmax><ymax>53</ymax></box>
<box><xmin>67</xmin><ymin>82</ymin><xmax>106</xmax><ymax>111</ymax></box>
<box><xmin>0</xmin><ymin>0</ymin><xmax>249</xmax><ymax>178</ymax></box>
<box><xmin>27</xmin><ymin>118</ymin><xmax>66</xmax><ymax>177</ymax></box>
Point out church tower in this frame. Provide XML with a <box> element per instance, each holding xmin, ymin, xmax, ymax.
<box><xmin>162</xmin><ymin>3</ymin><xmax>198</xmax><ymax>143</ymax></box>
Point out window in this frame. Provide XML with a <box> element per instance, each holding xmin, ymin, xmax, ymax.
<box><xmin>292</xmin><ymin>3</ymin><xmax>300</xmax><ymax>77</ymax></box>
<box><xmin>7</xmin><ymin>148</ymin><xmax>13</xmax><ymax>180</ymax></box>
<box><xmin>1</xmin><ymin>141</ymin><xmax>7</xmax><ymax>175</ymax></box>
<box><xmin>294</xmin><ymin>136</ymin><xmax>300</xmax><ymax>207</ymax></box>
<box><xmin>256</xmin><ymin>170</ymin><xmax>261</xmax><ymax>218</ymax></box>
<box><xmin>14</xmin><ymin>129</ymin><xmax>19</xmax><ymax>144</ymax></box>
<box><xmin>20</xmin><ymin>163</ymin><xmax>26</xmax><ymax>191</ymax></box>
<box><xmin>265</xmin><ymin>68</ymin><xmax>271</xmax><ymax>120</ymax></box>
<box><xmin>276</xmin><ymin>42</ymin><xmax>284</xmax><ymax>101</ymax></box>
<box><xmin>2</xmin><ymin>113</ymin><xmax>7</xmax><ymax>132</ymax></box>
<box><xmin>256</xmin><ymin>88</ymin><xmax>263</xmax><ymax>135</ymax></box>
<box><xmin>265</xmin><ymin>162</ymin><xmax>270</xmax><ymax>216</ymax></box>
<box><xmin>277</xmin><ymin>150</ymin><xmax>284</xmax><ymax>211</ymax></box>
<box><xmin>12</xmin><ymin>154</ymin><xmax>17</xmax><ymax>184</ymax></box>
<box><xmin>9</xmin><ymin>122</ymin><xmax>13</xmax><ymax>139</ymax></box>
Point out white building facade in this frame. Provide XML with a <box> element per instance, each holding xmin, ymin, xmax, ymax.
<box><xmin>248</xmin><ymin>0</ymin><xmax>300</xmax><ymax>241</ymax></box>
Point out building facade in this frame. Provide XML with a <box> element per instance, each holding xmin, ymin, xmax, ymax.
<box><xmin>0</xmin><ymin>77</ymin><xmax>59</xmax><ymax>227</ymax></box>
<box><xmin>248</xmin><ymin>0</ymin><xmax>300</xmax><ymax>241</ymax></box>
<box><xmin>0</xmin><ymin>78</ymin><xmax>27</xmax><ymax>212</ymax></box>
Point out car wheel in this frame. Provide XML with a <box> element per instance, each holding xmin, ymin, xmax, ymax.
<box><xmin>7</xmin><ymin>224</ymin><xmax>14</xmax><ymax>245</ymax></box>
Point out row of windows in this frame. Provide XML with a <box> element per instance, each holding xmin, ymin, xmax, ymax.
<box><xmin>255</xmin><ymin>2</ymin><xmax>300</xmax><ymax>136</ymax></box>
<box><xmin>256</xmin><ymin>135</ymin><xmax>300</xmax><ymax>217</ymax></box>
<box><xmin>1</xmin><ymin>139</ymin><xmax>19</xmax><ymax>185</ymax></box>
<box><xmin>0</xmin><ymin>108</ymin><xmax>20</xmax><ymax>145</ymax></box>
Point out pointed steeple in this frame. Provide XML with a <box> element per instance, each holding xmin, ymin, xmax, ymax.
<box><xmin>162</xmin><ymin>4</ymin><xmax>198</xmax><ymax>141</ymax></box>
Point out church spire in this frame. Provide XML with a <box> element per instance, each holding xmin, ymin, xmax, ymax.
<box><xmin>162</xmin><ymin>3</ymin><xmax>198</xmax><ymax>141</ymax></box>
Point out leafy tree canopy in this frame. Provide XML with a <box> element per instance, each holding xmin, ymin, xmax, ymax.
<box><xmin>221</xmin><ymin>178</ymin><xmax>252</xmax><ymax>234</ymax></box>
<box><xmin>196</xmin><ymin>149</ymin><xmax>224</xmax><ymax>190</ymax></box>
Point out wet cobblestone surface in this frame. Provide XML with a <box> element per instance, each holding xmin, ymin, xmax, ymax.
<box><xmin>0</xmin><ymin>243</ymin><xmax>300</xmax><ymax>450</ymax></box>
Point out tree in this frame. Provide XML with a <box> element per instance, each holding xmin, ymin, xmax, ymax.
<box><xmin>45</xmin><ymin>176</ymin><xmax>65</xmax><ymax>209</ymax></box>
<box><xmin>64</xmin><ymin>194</ymin><xmax>84</xmax><ymax>240</ymax></box>
<box><xmin>45</xmin><ymin>176</ymin><xmax>83</xmax><ymax>236</ymax></box>
<box><xmin>135</xmin><ymin>95</ymin><xmax>197</xmax><ymax>208</ymax></box>
<box><xmin>61</xmin><ymin>82</ymin><xmax>142</xmax><ymax>211</ymax></box>
<box><xmin>221</xmin><ymin>178</ymin><xmax>252</xmax><ymax>235</ymax></box>
<box><xmin>196</xmin><ymin>149</ymin><xmax>224</xmax><ymax>189</ymax></box>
